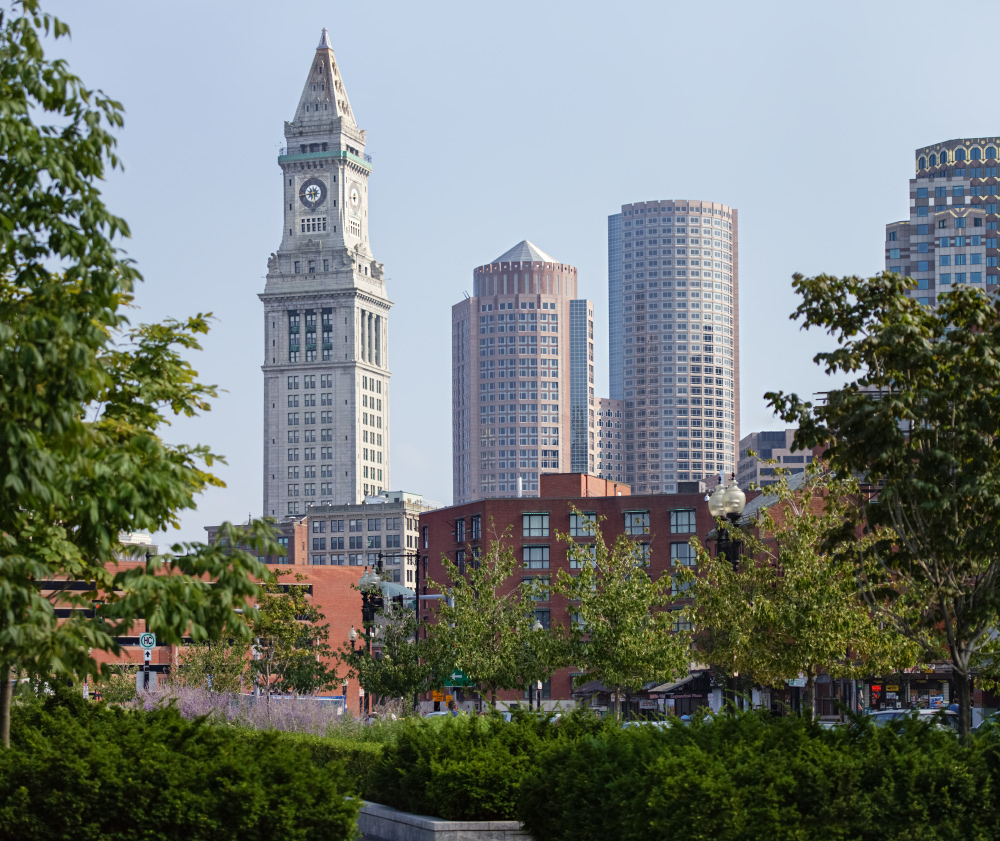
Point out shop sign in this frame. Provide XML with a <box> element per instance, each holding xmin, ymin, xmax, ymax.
<box><xmin>787</xmin><ymin>675</ymin><xmax>807</xmax><ymax>688</ymax></box>
<box><xmin>638</xmin><ymin>700</ymin><xmax>657</xmax><ymax>710</ymax></box>
<box><xmin>886</xmin><ymin>685</ymin><xmax>899</xmax><ymax>692</ymax></box>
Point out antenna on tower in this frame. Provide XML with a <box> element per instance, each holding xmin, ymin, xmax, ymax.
<box><xmin>463</xmin><ymin>291</ymin><xmax>470</xmax><ymax>299</ymax></box>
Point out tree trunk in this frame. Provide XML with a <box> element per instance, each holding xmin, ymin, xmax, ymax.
<box><xmin>954</xmin><ymin>668</ymin><xmax>973</xmax><ymax>744</ymax></box>
<box><xmin>0</xmin><ymin>664</ymin><xmax>11</xmax><ymax>749</ymax></box>
<box><xmin>614</xmin><ymin>685</ymin><xmax>621</xmax><ymax>721</ymax></box>
<box><xmin>803</xmin><ymin>665</ymin><xmax>815</xmax><ymax>722</ymax></box>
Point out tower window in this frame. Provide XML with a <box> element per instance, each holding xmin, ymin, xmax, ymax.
<box><xmin>300</xmin><ymin>217</ymin><xmax>327</xmax><ymax>233</ymax></box>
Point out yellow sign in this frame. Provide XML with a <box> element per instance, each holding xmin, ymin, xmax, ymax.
<box><xmin>445</xmin><ymin>695</ymin><xmax>454</xmax><ymax>704</ymax></box>
<box><xmin>431</xmin><ymin>690</ymin><xmax>444</xmax><ymax>702</ymax></box>
<box><xmin>886</xmin><ymin>685</ymin><xmax>899</xmax><ymax>692</ymax></box>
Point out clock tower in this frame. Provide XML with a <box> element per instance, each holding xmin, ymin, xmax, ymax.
<box><xmin>260</xmin><ymin>29</ymin><xmax>391</xmax><ymax>520</ymax></box>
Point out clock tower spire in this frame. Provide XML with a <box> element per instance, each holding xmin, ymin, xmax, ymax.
<box><xmin>260</xmin><ymin>31</ymin><xmax>391</xmax><ymax>519</ymax></box>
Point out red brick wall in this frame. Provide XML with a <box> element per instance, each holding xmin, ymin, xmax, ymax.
<box><xmin>539</xmin><ymin>473</ymin><xmax>632</xmax><ymax>499</ymax></box>
<box><xmin>86</xmin><ymin>561</ymin><xmax>366</xmax><ymax>705</ymax></box>
<box><xmin>420</xmin><ymin>491</ymin><xmax>717</xmax><ymax>703</ymax></box>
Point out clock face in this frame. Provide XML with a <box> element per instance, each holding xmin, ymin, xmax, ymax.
<box><xmin>298</xmin><ymin>177</ymin><xmax>327</xmax><ymax>211</ymax></box>
<box><xmin>349</xmin><ymin>183</ymin><xmax>361</xmax><ymax>216</ymax></box>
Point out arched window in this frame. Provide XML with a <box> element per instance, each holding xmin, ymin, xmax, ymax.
<box><xmin>930</xmin><ymin>153</ymin><xmax>937</xmax><ymax>166</ymax></box>
<box><xmin>919</xmin><ymin>156</ymin><xmax>926</xmax><ymax>169</ymax></box>
<box><xmin>940</xmin><ymin>151</ymin><xmax>948</xmax><ymax>163</ymax></box>
<box><xmin>987</xmin><ymin>147</ymin><xmax>997</xmax><ymax>159</ymax></box>
<box><xmin>972</xmin><ymin>147</ymin><xmax>982</xmax><ymax>160</ymax></box>
<box><xmin>956</xmin><ymin>149</ymin><xmax>967</xmax><ymax>161</ymax></box>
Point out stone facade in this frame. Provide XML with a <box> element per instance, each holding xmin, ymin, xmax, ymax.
<box><xmin>304</xmin><ymin>489</ymin><xmax>440</xmax><ymax>582</ymax></box>
<box><xmin>261</xmin><ymin>30</ymin><xmax>391</xmax><ymax>518</ymax></box>
<box><xmin>595</xmin><ymin>397</ymin><xmax>625</xmax><ymax>484</ymax></box>
<box><xmin>608</xmin><ymin>200</ymin><xmax>739</xmax><ymax>494</ymax></box>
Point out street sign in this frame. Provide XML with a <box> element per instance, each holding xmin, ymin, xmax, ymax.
<box><xmin>445</xmin><ymin>695</ymin><xmax>453</xmax><ymax>704</ymax></box>
<box><xmin>431</xmin><ymin>690</ymin><xmax>444</xmax><ymax>702</ymax></box>
<box><xmin>446</xmin><ymin>669</ymin><xmax>473</xmax><ymax>688</ymax></box>
<box><xmin>139</xmin><ymin>632</ymin><xmax>156</xmax><ymax>650</ymax></box>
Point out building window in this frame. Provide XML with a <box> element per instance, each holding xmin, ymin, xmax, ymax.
<box><xmin>570</xmin><ymin>543</ymin><xmax>596</xmax><ymax>569</ymax></box>
<box><xmin>522</xmin><ymin>513</ymin><xmax>549</xmax><ymax>537</ymax></box>
<box><xmin>670</xmin><ymin>509</ymin><xmax>696</xmax><ymax>534</ymax></box>
<box><xmin>455</xmin><ymin>519</ymin><xmax>466</xmax><ymax>543</ymax></box>
<box><xmin>471</xmin><ymin>514</ymin><xmax>481</xmax><ymax>540</ymax></box>
<box><xmin>624</xmin><ymin>511</ymin><xmax>649</xmax><ymax>535</ymax></box>
<box><xmin>671</xmin><ymin>542</ymin><xmax>696</xmax><ymax>566</ymax></box>
<box><xmin>569</xmin><ymin>512</ymin><xmax>597</xmax><ymax>537</ymax></box>
<box><xmin>523</xmin><ymin>545</ymin><xmax>550</xmax><ymax>569</ymax></box>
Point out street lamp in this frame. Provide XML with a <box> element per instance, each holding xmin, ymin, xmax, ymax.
<box><xmin>356</xmin><ymin>565</ymin><xmax>385</xmax><ymax>717</ymax></box>
<box><xmin>708</xmin><ymin>475</ymin><xmax>746</xmax><ymax>571</ymax></box>
<box><xmin>708</xmin><ymin>473</ymin><xmax>747</xmax><ymax>712</ymax></box>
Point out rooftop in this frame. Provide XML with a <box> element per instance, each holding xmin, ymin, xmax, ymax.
<box><xmin>492</xmin><ymin>240</ymin><xmax>559</xmax><ymax>265</ymax></box>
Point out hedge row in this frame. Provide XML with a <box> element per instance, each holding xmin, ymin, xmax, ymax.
<box><xmin>519</xmin><ymin>714</ymin><xmax>1000</xmax><ymax>841</ymax></box>
<box><xmin>0</xmin><ymin>689</ymin><xmax>360</xmax><ymax>841</ymax></box>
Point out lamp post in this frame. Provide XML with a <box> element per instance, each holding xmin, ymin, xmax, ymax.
<box><xmin>348</xmin><ymin>626</ymin><xmax>363</xmax><ymax>716</ymax></box>
<box><xmin>356</xmin><ymin>565</ymin><xmax>385</xmax><ymax>717</ymax></box>
<box><xmin>706</xmin><ymin>473</ymin><xmax>747</xmax><ymax>712</ymax></box>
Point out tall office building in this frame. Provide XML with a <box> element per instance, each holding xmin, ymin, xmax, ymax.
<box><xmin>261</xmin><ymin>30</ymin><xmax>391</xmax><ymax>518</ymax></box>
<box><xmin>608</xmin><ymin>199</ymin><xmax>739</xmax><ymax>494</ymax></box>
<box><xmin>885</xmin><ymin>138</ymin><xmax>1000</xmax><ymax>306</ymax></box>
<box><xmin>569</xmin><ymin>299</ymin><xmax>595</xmax><ymax>474</ymax></box>
<box><xmin>452</xmin><ymin>241</ymin><xmax>593</xmax><ymax>505</ymax></box>
<box><xmin>595</xmin><ymin>397</ymin><xmax>626</xmax><ymax>484</ymax></box>
<box><xmin>608</xmin><ymin>214</ymin><xmax>624</xmax><ymax>400</ymax></box>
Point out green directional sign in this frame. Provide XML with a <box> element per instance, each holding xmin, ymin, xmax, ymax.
<box><xmin>139</xmin><ymin>632</ymin><xmax>156</xmax><ymax>650</ymax></box>
<box><xmin>446</xmin><ymin>669</ymin><xmax>473</xmax><ymax>688</ymax></box>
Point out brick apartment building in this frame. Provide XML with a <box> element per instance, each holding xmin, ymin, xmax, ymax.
<box><xmin>419</xmin><ymin>472</ymin><xmax>717</xmax><ymax>707</ymax></box>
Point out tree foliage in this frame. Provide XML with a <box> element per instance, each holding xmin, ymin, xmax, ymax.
<box><xmin>178</xmin><ymin>638</ymin><xmax>252</xmax><ymax>695</ymax></box>
<box><xmin>686</xmin><ymin>464</ymin><xmax>916</xmax><ymax>717</ymax></box>
<box><xmin>0</xmin><ymin>0</ymin><xmax>277</xmax><ymax>746</ymax></box>
<box><xmin>426</xmin><ymin>530</ymin><xmax>560</xmax><ymax>706</ymax></box>
<box><xmin>766</xmin><ymin>271</ymin><xmax>1000</xmax><ymax>739</ymax></box>
<box><xmin>249</xmin><ymin>571</ymin><xmax>337</xmax><ymax>707</ymax></box>
<box><xmin>554</xmin><ymin>513</ymin><xmax>690</xmax><ymax>719</ymax></box>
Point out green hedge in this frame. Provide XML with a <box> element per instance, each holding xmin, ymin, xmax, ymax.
<box><xmin>268</xmin><ymin>731</ymin><xmax>385</xmax><ymax>798</ymax></box>
<box><xmin>519</xmin><ymin>714</ymin><xmax>1000</xmax><ymax>841</ymax></box>
<box><xmin>370</xmin><ymin>710</ymin><xmax>602</xmax><ymax>821</ymax></box>
<box><xmin>0</xmin><ymin>689</ymin><xmax>360</xmax><ymax>841</ymax></box>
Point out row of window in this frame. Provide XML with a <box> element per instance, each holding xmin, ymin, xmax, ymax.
<box><xmin>311</xmin><ymin>535</ymin><xmax>402</xmax><ymax>550</ymax></box>
<box><xmin>919</xmin><ymin>146</ymin><xmax>998</xmax><ymax>169</ymax></box>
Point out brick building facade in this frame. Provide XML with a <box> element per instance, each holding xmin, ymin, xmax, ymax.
<box><xmin>419</xmin><ymin>473</ymin><xmax>716</xmax><ymax>706</ymax></box>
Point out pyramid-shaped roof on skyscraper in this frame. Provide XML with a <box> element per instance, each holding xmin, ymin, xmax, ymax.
<box><xmin>493</xmin><ymin>240</ymin><xmax>559</xmax><ymax>264</ymax></box>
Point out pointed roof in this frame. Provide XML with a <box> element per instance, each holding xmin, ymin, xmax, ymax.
<box><xmin>492</xmin><ymin>240</ymin><xmax>558</xmax><ymax>264</ymax></box>
<box><xmin>293</xmin><ymin>29</ymin><xmax>356</xmax><ymax>129</ymax></box>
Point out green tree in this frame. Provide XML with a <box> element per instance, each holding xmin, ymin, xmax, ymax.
<box><xmin>554</xmin><ymin>513</ymin><xmax>690</xmax><ymax>720</ymax></box>
<box><xmin>766</xmin><ymin>271</ymin><xmax>1000</xmax><ymax>739</ymax></box>
<box><xmin>0</xmin><ymin>1</ymin><xmax>276</xmax><ymax>747</ymax></box>
<box><xmin>426</xmin><ymin>531</ymin><xmax>560</xmax><ymax>707</ymax></box>
<box><xmin>249</xmin><ymin>571</ymin><xmax>337</xmax><ymax>716</ymax></box>
<box><xmin>686</xmin><ymin>465</ymin><xmax>916</xmax><ymax>719</ymax></box>
<box><xmin>177</xmin><ymin>638</ymin><xmax>252</xmax><ymax>695</ymax></box>
<box><xmin>334</xmin><ymin>596</ymin><xmax>431</xmax><ymax>710</ymax></box>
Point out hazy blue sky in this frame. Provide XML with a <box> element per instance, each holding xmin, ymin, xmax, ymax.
<box><xmin>42</xmin><ymin>0</ymin><xmax>994</xmax><ymax>544</ymax></box>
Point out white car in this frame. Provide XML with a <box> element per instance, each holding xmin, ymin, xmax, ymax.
<box><xmin>867</xmin><ymin>709</ymin><xmax>959</xmax><ymax>732</ymax></box>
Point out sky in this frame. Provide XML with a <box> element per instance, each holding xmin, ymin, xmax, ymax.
<box><xmin>40</xmin><ymin>0</ymin><xmax>996</xmax><ymax>545</ymax></box>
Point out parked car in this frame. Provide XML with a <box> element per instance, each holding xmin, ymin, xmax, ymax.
<box><xmin>867</xmin><ymin>708</ymin><xmax>959</xmax><ymax>732</ymax></box>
